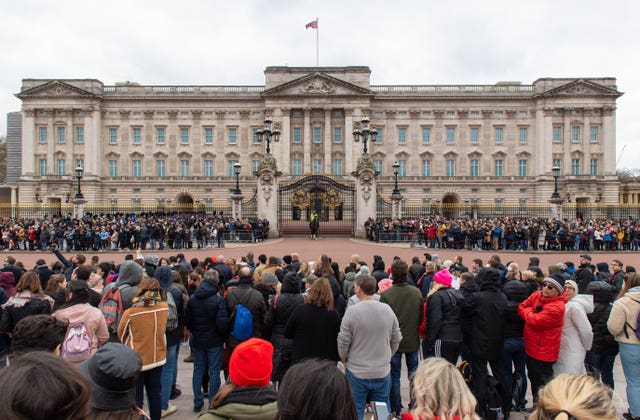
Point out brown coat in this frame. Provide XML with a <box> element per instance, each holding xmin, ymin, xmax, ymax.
<box><xmin>118</xmin><ymin>302</ymin><xmax>169</xmax><ymax>370</ymax></box>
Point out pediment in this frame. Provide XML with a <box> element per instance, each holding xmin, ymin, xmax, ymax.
<box><xmin>16</xmin><ymin>80</ymin><xmax>98</xmax><ymax>99</ymax></box>
<box><xmin>541</xmin><ymin>79</ymin><xmax>622</xmax><ymax>97</ymax></box>
<box><xmin>262</xmin><ymin>73</ymin><xmax>372</xmax><ymax>96</ymax></box>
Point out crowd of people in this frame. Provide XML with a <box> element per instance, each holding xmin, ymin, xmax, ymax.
<box><xmin>366</xmin><ymin>215</ymin><xmax>640</xmax><ymax>252</ymax></box>
<box><xmin>0</xmin><ymin>246</ymin><xmax>636</xmax><ymax>420</ymax></box>
<box><xmin>0</xmin><ymin>213</ymin><xmax>270</xmax><ymax>252</ymax></box>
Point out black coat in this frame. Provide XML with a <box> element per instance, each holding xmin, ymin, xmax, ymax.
<box><xmin>575</xmin><ymin>265</ymin><xmax>595</xmax><ymax>293</ymax></box>
<box><xmin>185</xmin><ymin>280</ymin><xmax>229</xmax><ymax>348</ymax></box>
<box><xmin>503</xmin><ymin>279</ymin><xmax>528</xmax><ymax>339</ymax></box>
<box><xmin>426</xmin><ymin>286</ymin><xmax>464</xmax><ymax>344</ymax></box>
<box><xmin>470</xmin><ymin>268</ymin><xmax>507</xmax><ymax>359</ymax></box>
<box><xmin>263</xmin><ymin>275</ymin><xmax>305</xmax><ymax>349</ymax></box>
<box><xmin>586</xmin><ymin>281</ymin><xmax>618</xmax><ymax>356</ymax></box>
<box><xmin>284</xmin><ymin>303</ymin><xmax>341</xmax><ymax>363</ymax></box>
<box><xmin>35</xmin><ymin>265</ymin><xmax>55</xmax><ymax>290</ymax></box>
<box><xmin>0</xmin><ymin>294</ymin><xmax>52</xmax><ymax>333</ymax></box>
<box><xmin>459</xmin><ymin>279</ymin><xmax>480</xmax><ymax>345</ymax></box>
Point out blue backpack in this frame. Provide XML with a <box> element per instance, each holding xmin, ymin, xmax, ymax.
<box><xmin>231</xmin><ymin>291</ymin><xmax>253</xmax><ymax>342</ymax></box>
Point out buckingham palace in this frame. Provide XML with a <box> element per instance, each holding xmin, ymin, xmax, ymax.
<box><xmin>12</xmin><ymin>66</ymin><xmax>622</xmax><ymax>225</ymax></box>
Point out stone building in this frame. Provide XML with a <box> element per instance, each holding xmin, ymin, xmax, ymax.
<box><xmin>14</xmin><ymin>66</ymin><xmax>621</xmax><ymax>221</ymax></box>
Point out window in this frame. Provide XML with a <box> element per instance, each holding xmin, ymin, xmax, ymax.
<box><xmin>312</xmin><ymin>159</ymin><xmax>322</xmax><ymax>174</ymax></box>
<box><xmin>374</xmin><ymin>160</ymin><xmax>383</xmax><ymax>175</ymax></box>
<box><xmin>252</xmin><ymin>128</ymin><xmax>260</xmax><ymax>144</ymax></box>
<box><xmin>519</xmin><ymin>127</ymin><xmax>528</xmax><ymax>144</ymax></box>
<box><xmin>374</xmin><ymin>128</ymin><xmax>383</xmax><ymax>143</ymax></box>
<box><xmin>495</xmin><ymin>127</ymin><xmax>504</xmax><ymax>143</ymax></box>
<box><xmin>76</xmin><ymin>159</ymin><xmax>84</xmax><ymax>170</ymax></box>
<box><xmin>553</xmin><ymin>126</ymin><xmax>562</xmax><ymax>142</ymax></box>
<box><xmin>495</xmin><ymin>159</ymin><xmax>504</xmax><ymax>177</ymax></box>
<box><xmin>292</xmin><ymin>159</ymin><xmax>302</xmax><ymax>176</ymax></box>
<box><xmin>180</xmin><ymin>128</ymin><xmax>189</xmax><ymax>144</ymax></box>
<box><xmin>446</xmin><ymin>127</ymin><xmax>455</xmax><ymax>144</ymax></box>
<box><xmin>333</xmin><ymin>159</ymin><xmax>343</xmax><ymax>176</ymax></box>
<box><xmin>571</xmin><ymin>126</ymin><xmax>580</xmax><ymax>142</ymax></box>
<box><xmin>75</xmin><ymin>127</ymin><xmax>84</xmax><ymax>143</ymax></box>
<box><xmin>57</xmin><ymin>127</ymin><xmax>65</xmax><ymax>142</ymax></box>
<box><xmin>590</xmin><ymin>158</ymin><xmax>599</xmax><ymax>175</ymax></box>
<box><xmin>252</xmin><ymin>160</ymin><xmax>260</xmax><ymax>174</ymax></box>
<box><xmin>470</xmin><ymin>127</ymin><xmax>479</xmax><ymax>144</ymax></box>
<box><xmin>398</xmin><ymin>160</ymin><xmax>407</xmax><ymax>177</ymax></box>
<box><xmin>157</xmin><ymin>160</ymin><xmax>165</xmax><ymax>177</ymax></box>
<box><xmin>590</xmin><ymin>126</ymin><xmax>599</xmax><ymax>142</ymax></box>
<box><xmin>398</xmin><ymin>127</ymin><xmax>407</xmax><ymax>144</ymax></box>
<box><xmin>204</xmin><ymin>160</ymin><xmax>214</xmax><ymax>177</ymax></box>
<box><xmin>133</xmin><ymin>128</ymin><xmax>141</xmax><ymax>144</ymax></box>
<box><xmin>422</xmin><ymin>160</ymin><xmax>431</xmax><ymax>177</ymax></box>
<box><xmin>519</xmin><ymin>159</ymin><xmax>528</xmax><ymax>177</ymax></box>
<box><xmin>109</xmin><ymin>128</ymin><xmax>118</xmax><ymax>144</ymax></box>
<box><xmin>470</xmin><ymin>159</ymin><xmax>479</xmax><ymax>177</ymax></box>
<box><xmin>571</xmin><ymin>158</ymin><xmax>581</xmax><ymax>175</ymax></box>
<box><xmin>292</xmin><ymin>127</ymin><xmax>302</xmax><ymax>143</ymax></box>
<box><xmin>39</xmin><ymin>127</ymin><xmax>47</xmax><ymax>142</ymax></box>
<box><xmin>422</xmin><ymin>127</ymin><xmax>431</xmax><ymax>144</ymax></box>
<box><xmin>180</xmin><ymin>160</ymin><xmax>190</xmax><ymax>176</ymax></box>
<box><xmin>446</xmin><ymin>159</ymin><xmax>455</xmax><ymax>176</ymax></box>
<box><xmin>227</xmin><ymin>160</ymin><xmax>238</xmax><ymax>177</ymax></box>
<box><xmin>553</xmin><ymin>159</ymin><xmax>561</xmax><ymax>170</ymax></box>
<box><xmin>132</xmin><ymin>160</ymin><xmax>141</xmax><ymax>177</ymax></box>
<box><xmin>39</xmin><ymin>159</ymin><xmax>47</xmax><ymax>176</ymax></box>
<box><xmin>205</xmin><ymin>128</ymin><xmax>213</xmax><ymax>144</ymax></box>
<box><xmin>313</xmin><ymin>127</ymin><xmax>322</xmax><ymax>143</ymax></box>
<box><xmin>157</xmin><ymin>128</ymin><xmax>165</xmax><ymax>144</ymax></box>
<box><xmin>333</xmin><ymin>127</ymin><xmax>343</xmax><ymax>143</ymax></box>
<box><xmin>228</xmin><ymin>128</ymin><xmax>237</xmax><ymax>144</ymax></box>
<box><xmin>109</xmin><ymin>160</ymin><xmax>117</xmax><ymax>177</ymax></box>
<box><xmin>57</xmin><ymin>159</ymin><xmax>66</xmax><ymax>175</ymax></box>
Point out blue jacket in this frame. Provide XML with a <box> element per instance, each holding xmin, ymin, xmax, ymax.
<box><xmin>185</xmin><ymin>280</ymin><xmax>229</xmax><ymax>348</ymax></box>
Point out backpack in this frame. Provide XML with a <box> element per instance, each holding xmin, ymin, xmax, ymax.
<box><xmin>624</xmin><ymin>298</ymin><xmax>640</xmax><ymax>340</ymax></box>
<box><xmin>61</xmin><ymin>322</ymin><xmax>92</xmax><ymax>363</ymax></box>
<box><xmin>478</xmin><ymin>375</ymin><xmax>505</xmax><ymax>420</ymax></box>
<box><xmin>231</xmin><ymin>289</ymin><xmax>253</xmax><ymax>342</ymax></box>
<box><xmin>165</xmin><ymin>292</ymin><xmax>178</xmax><ymax>333</ymax></box>
<box><xmin>458</xmin><ymin>360</ymin><xmax>472</xmax><ymax>385</ymax></box>
<box><xmin>99</xmin><ymin>284</ymin><xmax>129</xmax><ymax>335</ymax></box>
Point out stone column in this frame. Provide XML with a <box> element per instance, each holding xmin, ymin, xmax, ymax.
<box><xmin>73</xmin><ymin>198</ymin><xmax>86</xmax><ymax>219</ymax></box>
<box><xmin>391</xmin><ymin>192</ymin><xmax>403</xmax><ymax>219</ymax></box>
<box><xmin>352</xmin><ymin>154</ymin><xmax>378</xmax><ymax>239</ymax></box>
<box><xmin>231</xmin><ymin>193</ymin><xmax>243</xmax><ymax>220</ymax></box>
<box><xmin>324</xmin><ymin>108</ymin><xmax>332</xmax><ymax>173</ymax></box>
<box><xmin>303</xmin><ymin>108</ymin><xmax>311</xmax><ymax>173</ymax></box>
<box><xmin>550</xmin><ymin>197</ymin><xmax>563</xmax><ymax>219</ymax></box>
<box><xmin>256</xmin><ymin>155</ymin><xmax>281</xmax><ymax>238</ymax></box>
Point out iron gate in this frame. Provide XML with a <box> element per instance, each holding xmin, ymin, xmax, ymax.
<box><xmin>278</xmin><ymin>175</ymin><xmax>356</xmax><ymax>236</ymax></box>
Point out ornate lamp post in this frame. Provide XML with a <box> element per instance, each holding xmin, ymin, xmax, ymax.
<box><xmin>231</xmin><ymin>162</ymin><xmax>243</xmax><ymax>220</ymax></box>
<box><xmin>551</xmin><ymin>165</ymin><xmax>561</xmax><ymax>200</ymax></box>
<box><xmin>75</xmin><ymin>165</ymin><xmax>84</xmax><ymax>200</ymax></box>
<box><xmin>233</xmin><ymin>163</ymin><xmax>242</xmax><ymax>194</ymax></box>
<box><xmin>73</xmin><ymin>165</ymin><xmax>85</xmax><ymax>218</ymax></box>
<box><xmin>392</xmin><ymin>162</ymin><xmax>400</xmax><ymax>195</ymax></box>
<box><xmin>352</xmin><ymin>117</ymin><xmax>378</xmax><ymax>155</ymax></box>
<box><xmin>255</xmin><ymin>117</ymin><xmax>281</xmax><ymax>155</ymax></box>
<box><xmin>391</xmin><ymin>162</ymin><xmax>403</xmax><ymax>219</ymax></box>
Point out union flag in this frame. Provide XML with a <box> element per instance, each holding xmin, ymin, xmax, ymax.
<box><xmin>305</xmin><ymin>19</ymin><xmax>318</xmax><ymax>29</ymax></box>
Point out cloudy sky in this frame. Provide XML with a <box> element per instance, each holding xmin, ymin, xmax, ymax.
<box><xmin>1</xmin><ymin>0</ymin><xmax>638</xmax><ymax>168</ymax></box>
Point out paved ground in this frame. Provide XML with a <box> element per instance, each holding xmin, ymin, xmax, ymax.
<box><xmin>2</xmin><ymin>237</ymin><xmax>634</xmax><ymax>418</ymax></box>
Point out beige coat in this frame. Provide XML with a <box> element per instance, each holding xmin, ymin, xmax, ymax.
<box><xmin>607</xmin><ymin>289</ymin><xmax>640</xmax><ymax>345</ymax></box>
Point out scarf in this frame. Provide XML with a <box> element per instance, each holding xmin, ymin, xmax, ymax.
<box><xmin>132</xmin><ymin>290</ymin><xmax>162</xmax><ymax>307</ymax></box>
<box><xmin>2</xmin><ymin>291</ymin><xmax>45</xmax><ymax>309</ymax></box>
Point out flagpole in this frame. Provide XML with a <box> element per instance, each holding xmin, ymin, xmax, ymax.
<box><xmin>316</xmin><ymin>17</ymin><xmax>319</xmax><ymax>67</ymax></box>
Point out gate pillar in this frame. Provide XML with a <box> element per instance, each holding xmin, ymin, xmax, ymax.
<box><xmin>256</xmin><ymin>155</ymin><xmax>281</xmax><ymax>238</ymax></box>
<box><xmin>353</xmin><ymin>155</ymin><xmax>378</xmax><ymax>239</ymax></box>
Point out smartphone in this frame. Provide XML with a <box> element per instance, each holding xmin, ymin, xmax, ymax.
<box><xmin>373</xmin><ymin>401</ymin><xmax>391</xmax><ymax>420</ymax></box>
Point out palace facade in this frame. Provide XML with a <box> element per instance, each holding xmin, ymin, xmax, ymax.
<box><xmin>15</xmin><ymin>66</ymin><xmax>622</xmax><ymax>213</ymax></box>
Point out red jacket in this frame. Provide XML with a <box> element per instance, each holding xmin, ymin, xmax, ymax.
<box><xmin>518</xmin><ymin>290</ymin><xmax>567</xmax><ymax>362</ymax></box>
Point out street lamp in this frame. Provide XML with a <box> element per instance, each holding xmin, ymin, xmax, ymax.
<box><xmin>74</xmin><ymin>165</ymin><xmax>84</xmax><ymax>200</ymax></box>
<box><xmin>352</xmin><ymin>117</ymin><xmax>378</xmax><ymax>155</ymax></box>
<box><xmin>255</xmin><ymin>117</ymin><xmax>281</xmax><ymax>155</ymax></box>
<box><xmin>392</xmin><ymin>161</ymin><xmax>400</xmax><ymax>195</ymax></box>
<box><xmin>551</xmin><ymin>165</ymin><xmax>561</xmax><ymax>200</ymax></box>
<box><xmin>233</xmin><ymin>162</ymin><xmax>242</xmax><ymax>194</ymax></box>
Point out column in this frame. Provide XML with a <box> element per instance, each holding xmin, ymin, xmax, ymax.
<box><xmin>345</xmin><ymin>108</ymin><xmax>354</xmax><ymax>173</ymax></box>
<box><xmin>231</xmin><ymin>194</ymin><xmax>243</xmax><ymax>220</ymax></box>
<box><xmin>279</xmin><ymin>108</ymin><xmax>291</xmax><ymax>175</ymax></box>
<box><xmin>21</xmin><ymin>110</ymin><xmax>36</xmax><ymax>176</ymax></box>
<box><xmin>303</xmin><ymin>108</ymin><xmax>311</xmax><ymax>172</ymax></box>
<box><xmin>602</xmin><ymin>107</ymin><xmax>616</xmax><ymax>175</ymax></box>
<box><xmin>324</xmin><ymin>108</ymin><xmax>332</xmax><ymax>173</ymax></box>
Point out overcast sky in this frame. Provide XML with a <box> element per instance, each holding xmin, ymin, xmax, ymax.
<box><xmin>1</xmin><ymin>0</ymin><xmax>638</xmax><ymax>168</ymax></box>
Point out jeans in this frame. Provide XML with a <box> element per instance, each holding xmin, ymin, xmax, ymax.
<box><xmin>161</xmin><ymin>343</ymin><xmax>179</xmax><ymax>409</ymax></box>
<box><xmin>584</xmin><ymin>351</ymin><xmax>616</xmax><ymax>389</ymax></box>
<box><xmin>390</xmin><ymin>351</ymin><xmax>419</xmax><ymax>415</ymax></box>
<box><xmin>136</xmin><ymin>366</ymin><xmax>163</xmax><ymax>420</ymax></box>
<box><xmin>346</xmin><ymin>369</ymin><xmax>391</xmax><ymax>420</ymax></box>
<box><xmin>619</xmin><ymin>343</ymin><xmax>640</xmax><ymax>416</ymax></box>
<box><xmin>192</xmin><ymin>346</ymin><xmax>222</xmax><ymax>408</ymax></box>
<box><xmin>502</xmin><ymin>337</ymin><xmax>527</xmax><ymax>407</ymax></box>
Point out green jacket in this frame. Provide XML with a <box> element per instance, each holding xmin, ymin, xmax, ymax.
<box><xmin>380</xmin><ymin>282</ymin><xmax>423</xmax><ymax>353</ymax></box>
<box><xmin>198</xmin><ymin>386</ymin><xmax>278</xmax><ymax>420</ymax></box>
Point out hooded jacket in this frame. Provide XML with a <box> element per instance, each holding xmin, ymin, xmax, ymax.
<box><xmin>371</xmin><ymin>259</ymin><xmax>387</xmax><ymax>282</ymax></box>
<box><xmin>110</xmin><ymin>261</ymin><xmax>144</xmax><ymax>309</ymax></box>
<box><xmin>426</xmin><ymin>286</ymin><xmax>464</xmax><ymax>344</ymax></box>
<box><xmin>470</xmin><ymin>268</ymin><xmax>508</xmax><ymax>359</ymax></box>
<box><xmin>554</xmin><ymin>294</ymin><xmax>594</xmax><ymax>375</ymax></box>
<box><xmin>198</xmin><ymin>385</ymin><xmax>278</xmax><ymax>420</ymax></box>
<box><xmin>586</xmin><ymin>281</ymin><xmax>618</xmax><ymax>356</ymax></box>
<box><xmin>185</xmin><ymin>280</ymin><xmax>229</xmax><ymax>348</ymax></box>
<box><xmin>518</xmin><ymin>290</ymin><xmax>568</xmax><ymax>362</ymax></box>
<box><xmin>607</xmin><ymin>286</ymin><xmax>640</xmax><ymax>345</ymax></box>
<box><xmin>459</xmin><ymin>277</ymin><xmax>480</xmax><ymax>345</ymax></box>
<box><xmin>0</xmin><ymin>272</ymin><xmax>16</xmax><ymax>298</ymax></box>
<box><xmin>503</xmin><ymin>279</ymin><xmax>528</xmax><ymax>339</ymax></box>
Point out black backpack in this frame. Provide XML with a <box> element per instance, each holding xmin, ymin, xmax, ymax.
<box><xmin>478</xmin><ymin>375</ymin><xmax>505</xmax><ymax>420</ymax></box>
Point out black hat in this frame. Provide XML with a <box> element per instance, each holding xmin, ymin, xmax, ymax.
<box><xmin>580</xmin><ymin>254</ymin><xmax>592</xmax><ymax>261</ymax></box>
<box><xmin>80</xmin><ymin>343</ymin><xmax>142</xmax><ymax>411</ymax></box>
<box><xmin>529</xmin><ymin>257</ymin><xmax>540</xmax><ymax>267</ymax></box>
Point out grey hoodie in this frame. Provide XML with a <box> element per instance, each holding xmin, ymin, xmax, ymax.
<box><xmin>114</xmin><ymin>261</ymin><xmax>144</xmax><ymax>309</ymax></box>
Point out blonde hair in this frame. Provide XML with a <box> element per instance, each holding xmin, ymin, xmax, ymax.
<box><xmin>521</xmin><ymin>270</ymin><xmax>534</xmax><ymax>281</ymax></box>
<box><xmin>411</xmin><ymin>358</ymin><xmax>479</xmax><ymax>420</ymax></box>
<box><xmin>529</xmin><ymin>374</ymin><xmax>616</xmax><ymax>420</ymax></box>
<box><xmin>427</xmin><ymin>281</ymin><xmax>445</xmax><ymax>298</ymax></box>
<box><xmin>297</xmin><ymin>261</ymin><xmax>311</xmax><ymax>278</ymax></box>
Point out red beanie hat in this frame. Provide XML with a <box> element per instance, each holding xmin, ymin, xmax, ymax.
<box><xmin>229</xmin><ymin>338</ymin><xmax>274</xmax><ymax>387</ymax></box>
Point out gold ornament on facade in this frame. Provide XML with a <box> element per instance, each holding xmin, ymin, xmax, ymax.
<box><xmin>322</xmin><ymin>189</ymin><xmax>342</xmax><ymax>209</ymax></box>
<box><xmin>291</xmin><ymin>190</ymin><xmax>311</xmax><ymax>209</ymax></box>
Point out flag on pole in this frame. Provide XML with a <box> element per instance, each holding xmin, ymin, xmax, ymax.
<box><xmin>305</xmin><ymin>19</ymin><xmax>318</xmax><ymax>29</ymax></box>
